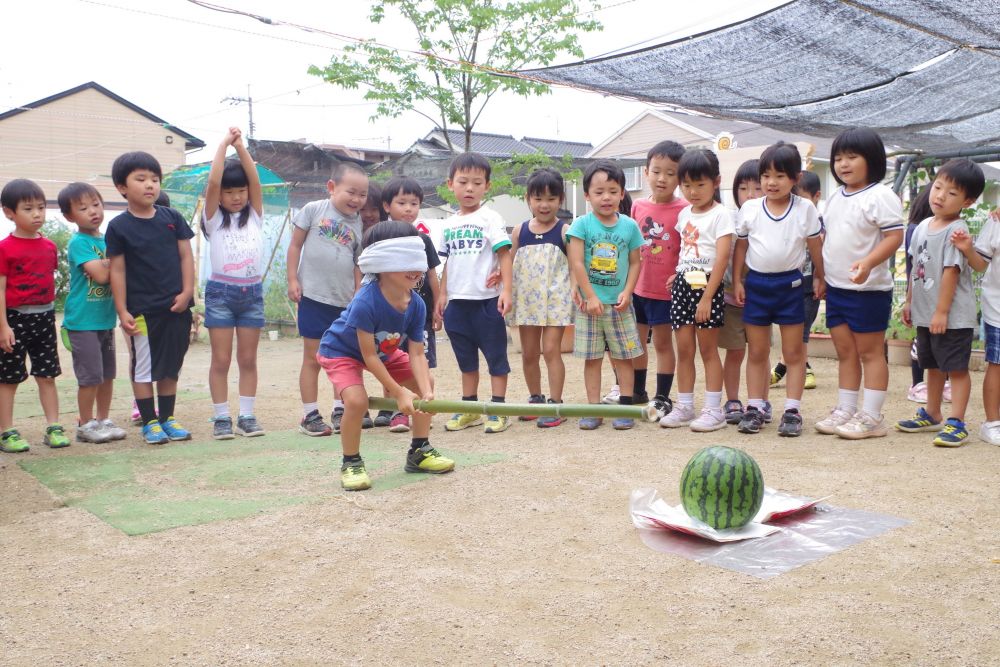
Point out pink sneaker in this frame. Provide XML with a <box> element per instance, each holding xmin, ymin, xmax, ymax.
<box><xmin>906</xmin><ymin>382</ymin><xmax>927</xmax><ymax>403</ymax></box>
<box><xmin>130</xmin><ymin>401</ymin><xmax>142</xmax><ymax>426</ymax></box>
<box><xmin>942</xmin><ymin>381</ymin><xmax>952</xmax><ymax>403</ymax></box>
<box><xmin>388</xmin><ymin>412</ymin><xmax>411</xmax><ymax>433</ymax></box>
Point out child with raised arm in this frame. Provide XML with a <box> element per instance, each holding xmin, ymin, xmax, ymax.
<box><xmin>318</xmin><ymin>222</ymin><xmax>453</xmax><ymax>491</ymax></box>
<box><xmin>58</xmin><ymin>183</ymin><xmax>126</xmax><ymax>444</ymax></box>
<box><xmin>436</xmin><ymin>152</ymin><xmax>514</xmax><ymax>434</ymax></box>
<box><xmin>287</xmin><ymin>162</ymin><xmax>368</xmax><ymax>436</ymax></box>
<box><xmin>814</xmin><ymin>128</ymin><xmax>904</xmax><ymax>440</ymax></box>
<box><xmin>567</xmin><ymin>160</ymin><xmax>644</xmax><ymax>430</ymax></box>
<box><xmin>658</xmin><ymin>149</ymin><xmax>734</xmax><ymax>432</ymax></box>
<box><xmin>0</xmin><ymin>180</ymin><xmax>69</xmax><ymax>452</ymax></box>
<box><xmin>732</xmin><ymin>142</ymin><xmax>824</xmax><ymax>437</ymax></box>
<box><xmin>106</xmin><ymin>152</ymin><xmax>196</xmax><ymax>445</ymax></box>
<box><xmin>508</xmin><ymin>168</ymin><xmax>574</xmax><ymax>427</ymax></box>
<box><xmin>631</xmin><ymin>141</ymin><xmax>686</xmax><ymax>420</ymax></box>
<box><xmin>953</xmin><ymin>208</ymin><xmax>1000</xmax><ymax>445</ymax></box>
<box><xmin>894</xmin><ymin>159</ymin><xmax>985</xmax><ymax>447</ymax></box>
<box><xmin>202</xmin><ymin>127</ymin><xmax>266</xmax><ymax>440</ymax></box>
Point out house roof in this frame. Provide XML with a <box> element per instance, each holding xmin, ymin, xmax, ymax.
<box><xmin>0</xmin><ymin>81</ymin><xmax>205</xmax><ymax>150</ymax></box>
<box><xmin>410</xmin><ymin>129</ymin><xmax>593</xmax><ymax>159</ymax></box>
<box><xmin>521</xmin><ymin>137</ymin><xmax>593</xmax><ymax>158</ymax></box>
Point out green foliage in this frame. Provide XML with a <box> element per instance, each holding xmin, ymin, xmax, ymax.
<box><xmin>42</xmin><ymin>219</ymin><xmax>72</xmax><ymax>311</ymax></box>
<box><xmin>436</xmin><ymin>151</ymin><xmax>580</xmax><ymax>205</ymax></box>
<box><xmin>308</xmin><ymin>0</ymin><xmax>600</xmax><ymax>152</ymax></box>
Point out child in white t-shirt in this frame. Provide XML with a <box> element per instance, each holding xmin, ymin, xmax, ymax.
<box><xmin>733</xmin><ymin>142</ymin><xmax>823</xmax><ymax>438</ymax></box>
<box><xmin>659</xmin><ymin>149</ymin><xmax>734</xmax><ymax>432</ymax></box>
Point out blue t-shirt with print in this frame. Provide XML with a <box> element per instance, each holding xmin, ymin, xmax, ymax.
<box><xmin>319</xmin><ymin>281</ymin><xmax>426</xmax><ymax>362</ymax></box>
<box><xmin>64</xmin><ymin>232</ymin><xmax>116</xmax><ymax>330</ymax></box>
<box><xmin>567</xmin><ymin>212</ymin><xmax>644</xmax><ymax>304</ymax></box>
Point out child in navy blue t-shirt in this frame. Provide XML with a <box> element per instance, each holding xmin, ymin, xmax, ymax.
<box><xmin>316</xmin><ymin>221</ymin><xmax>454</xmax><ymax>491</ymax></box>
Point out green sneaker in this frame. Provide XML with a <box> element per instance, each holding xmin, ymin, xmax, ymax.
<box><xmin>483</xmin><ymin>415</ymin><xmax>511</xmax><ymax>433</ymax></box>
<box><xmin>43</xmin><ymin>424</ymin><xmax>71</xmax><ymax>449</ymax></box>
<box><xmin>404</xmin><ymin>444</ymin><xmax>455</xmax><ymax>474</ymax></box>
<box><xmin>445</xmin><ymin>413</ymin><xmax>482</xmax><ymax>431</ymax></box>
<box><xmin>0</xmin><ymin>428</ymin><xmax>29</xmax><ymax>453</ymax></box>
<box><xmin>341</xmin><ymin>459</ymin><xmax>372</xmax><ymax>491</ymax></box>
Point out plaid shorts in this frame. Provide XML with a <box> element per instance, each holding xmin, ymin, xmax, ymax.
<box><xmin>986</xmin><ymin>322</ymin><xmax>1000</xmax><ymax>365</ymax></box>
<box><xmin>573</xmin><ymin>305</ymin><xmax>642</xmax><ymax>360</ymax></box>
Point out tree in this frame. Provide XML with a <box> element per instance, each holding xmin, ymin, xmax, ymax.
<box><xmin>308</xmin><ymin>0</ymin><xmax>601</xmax><ymax>153</ymax></box>
<box><xmin>435</xmin><ymin>151</ymin><xmax>581</xmax><ymax>204</ymax></box>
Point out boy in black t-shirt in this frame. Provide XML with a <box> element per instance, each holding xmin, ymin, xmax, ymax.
<box><xmin>106</xmin><ymin>151</ymin><xmax>196</xmax><ymax>445</ymax></box>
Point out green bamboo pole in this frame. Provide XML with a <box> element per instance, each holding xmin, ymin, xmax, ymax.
<box><xmin>368</xmin><ymin>397</ymin><xmax>656</xmax><ymax>421</ymax></box>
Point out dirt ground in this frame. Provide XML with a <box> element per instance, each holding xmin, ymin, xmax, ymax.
<box><xmin>1</xmin><ymin>329</ymin><xmax>998</xmax><ymax>666</ymax></box>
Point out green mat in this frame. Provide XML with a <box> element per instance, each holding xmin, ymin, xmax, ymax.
<box><xmin>12</xmin><ymin>378</ymin><xmax>209</xmax><ymax>420</ymax></box>
<box><xmin>19</xmin><ymin>431</ymin><xmax>503</xmax><ymax>536</ymax></box>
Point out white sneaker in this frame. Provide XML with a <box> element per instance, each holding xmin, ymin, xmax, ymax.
<box><xmin>815</xmin><ymin>406</ymin><xmax>855</xmax><ymax>435</ymax></box>
<box><xmin>601</xmin><ymin>385</ymin><xmax>621</xmax><ymax>404</ymax></box>
<box><xmin>980</xmin><ymin>421</ymin><xmax>1000</xmax><ymax>445</ymax></box>
<box><xmin>660</xmin><ymin>403</ymin><xmax>695</xmax><ymax>428</ymax></box>
<box><xmin>690</xmin><ymin>407</ymin><xmax>727</xmax><ymax>432</ymax></box>
<box><xmin>835</xmin><ymin>412</ymin><xmax>887</xmax><ymax>440</ymax></box>
<box><xmin>77</xmin><ymin>419</ymin><xmax>112</xmax><ymax>443</ymax></box>
<box><xmin>99</xmin><ymin>419</ymin><xmax>128</xmax><ymax>441</ymax></box>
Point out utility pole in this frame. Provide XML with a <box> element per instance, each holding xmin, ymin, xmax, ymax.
<box><xmin>222</xmin><ymin>84</ymin><xmax>255</xmax><ymax>140</ymax></box>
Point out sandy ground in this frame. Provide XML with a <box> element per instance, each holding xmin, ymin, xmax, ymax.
<box><xmin>1</xmin><ymin>329</ymin><xmax>999</xmax><ymax>666</ymax></box>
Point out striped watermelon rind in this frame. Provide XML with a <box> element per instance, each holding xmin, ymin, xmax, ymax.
<box><xmin>680</xmin><ymin>446</ymin><xmax>764</xmax><ymax>529</ymax></box>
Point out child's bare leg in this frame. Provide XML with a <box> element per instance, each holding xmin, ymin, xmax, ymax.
<box><xmin>519</xmin><ymin>325</ymin><xmax>543</xmax><ymax>396</ymax></box>
<box><xmin>401</xmin><ymin>377</ymin><xmax>430</xmax><ymax>438</ymax></box>
<box><xmin>925</xmin><ymin>368</ymin><xmax>946</xmax><ymax>422</ymax></box>
<box><xmin>35</xmin><ymin>376</ymin><xmax>59</xmax><ymax>423</ymax></box>
<box><xmin>856</xmin><ymin>331</ymin><xmax>890</xmax><ymax>390</ymax></box>
<box><xmin>632</xmin><ymin>322</ymin><xmax>651</xmax><ymax>377</ymax></box>
<box><xmin>95</xmin><ymin>379</ymin><xmax>114</xmax><ymax>422</ymax></box>
<box><xmin>583</xmin><ymin>358</ymin><xmax>603</xmax><ymax>403</ymax></box>
<box><xmin>461</xmin><ymin>370</ymin><xmax>479</xmax><ymax>398</ymax></box>
<box><xmin>651</xmin><ymin>324</ymin><xmax>676</xmax><ymax>374</ymax></box>
<box><xmin>541</xmin><ymin>326</ymin><xmax>566</xmax><ymax>401</ymax></box>
<box><xmin>0</xmin><ymin>383</ymin><xmax>18</xmax><ymax>430</ymax></box>
<box><xmin>675</xmin><ymin>325</ymin><xmax>697</xmax><ymax>394</ymax></box>
<box><xmin>208</xmin><ymin>327</ymin><xmax>234</xmax><ymax>405</ymax></box>
<box><xmin>985</xmin><ymin>363</ymin><xmax>1000</xmax><ymax>422</ymax></box>
<box><xmin>300</xmin><ymin>337</ymin><xmax>322</xmax><ymax>405</ymax></box>
<box><xmin>744</xmin><ymin>325</ymin><xmax>770</xmax><ymax>401</ymax></box>
<box><xmin>829</xmin><ymin>324</ymin><xmax>862</xmax><ymax>391</ymax></box>
<box><xmin>696</xmin><ymin>328</ymin><xmax>723</xmax><ymax>393</ymax></box>
<box><xmin>235</xmin><ymin>327</ymin><xmax>260</xmax><ymax>399</ymax></box>
<box><xmin>723</xmin><ymin>347</ymin><xmax>745</xmax><ymax>400</ymax></box>
<box><xmin>77</xmin><ymin>384</ymin><xmax>98</xmax><ymax>423</ymax></box>
<box><xmin>489</xmin><ymin>373</ymin><xmax>508</xmax><ymax>399</ymax></box>
<box><xmin>947</xmin><ymin>369</ymin><xmax>970</xmax><ymax>421</ymax></box>
<box><xmin>339</xmin><ymin>384</ymin><xmax>367</xmax><ymax>457</ymax></box>
<box><xmin>779</xmin><ymin>324</ymin><xmax>806</xmax><ymax>401</ymax></box>
<box><xmin>612</xmin><ymin>357</ymin><xmax>634</xmax><ymax>401</ymax></box>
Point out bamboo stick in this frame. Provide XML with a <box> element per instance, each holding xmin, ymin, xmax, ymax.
<box><xmin>368</xmin><ymin>397</ymin><xmax>657</xmax><ymax>421</ymax></box>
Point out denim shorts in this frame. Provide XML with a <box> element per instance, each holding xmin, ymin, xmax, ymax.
<box><xmin>204</xmin><ymin>280</ymin><xmax>265</xmax><ymax>329</ymax></box>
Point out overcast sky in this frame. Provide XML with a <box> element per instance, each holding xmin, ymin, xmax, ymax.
<box><xmin>2</xmin><ymin>0</ymin><xmax>788</xmax><ymax>162</ymax></box>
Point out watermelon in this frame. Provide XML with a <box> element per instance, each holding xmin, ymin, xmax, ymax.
<box><xmin>680</xmin><ymin>446</ymin><xmax>764</xmax><ymax>529</ymax></box>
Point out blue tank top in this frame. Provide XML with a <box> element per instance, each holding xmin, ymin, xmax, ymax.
<box><xmin>517</xmin><ymin>220</ymin><xmax>566</xmax><ymax>254</ymax></box>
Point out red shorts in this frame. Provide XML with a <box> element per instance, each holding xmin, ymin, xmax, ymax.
<box><xmin>317</xmin><ymin>350</ymin><xmax>413</xmax><ymax>392</ymax></box>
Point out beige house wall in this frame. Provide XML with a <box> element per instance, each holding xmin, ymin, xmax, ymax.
<box><xmin>0</xmin><ymin>88</ymin><xmax>188</xmax><ymax>206</ymax></box>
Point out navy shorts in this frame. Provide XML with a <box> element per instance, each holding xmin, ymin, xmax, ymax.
<box><xmin>633</xmin><ymin>294</ymin><xmax>672</xmax><ymax>326</ymax></box>
<box><xmin>802</xmin><ymin>278</ymin><xmax>820</xmax><ymax>343</ymax></box>
<box><xmin>424</xmin><ymin>321</ymin><xmax>438</xmax><ymax>369</ymax></box>
<box><xmin>825</xmin><ymin>284</ymin><xmax>892</xmax><ymax>333</ymax></box>
<box><xmin>743</xmin><ymin>269</ymin><xmax>805</xmax><ymax>327</ymax></box>
<box><xmin>204</xmin><ymin>280</ymin><xmax>265</xmax><ymax>329</ymax></box>
<box><xmin>298</xmin><ymin>296</ymin><xmax>345</xmax><ymax>340</ymax></box>
<box><xmin>444</xmin><ymin>298</ymin><xmax>511</xmax><ymax>376</ymax></box>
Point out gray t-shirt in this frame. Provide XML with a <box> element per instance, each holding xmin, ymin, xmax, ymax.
<box><xmin>292</xmin><ymin>199</ymin><xmax>363</xmax><ymax>307</ymax></box>
<box><xmin>908</xmin><ymin>218</ymin><xmax>977</xmax><ymax>329</ymax></box>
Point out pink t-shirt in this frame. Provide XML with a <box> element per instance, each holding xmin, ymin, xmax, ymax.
<box><xmin>631</xmin><ymin>197</ymin><xmax>687</xmax><ymax>300</ymax></box>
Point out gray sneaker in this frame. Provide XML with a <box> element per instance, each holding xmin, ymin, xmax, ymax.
<box><xmin>212</xmin><ymin>416</ymin><xmax>235</xmax><ymax>440</ymax></box>
<box><xmin>235</xmin><ymin>415</ymin><xmax>266</xmax><ymax>437</ymax></box>
<box><xmin>99</xmin><ymin>419</ymin><xmax>127</xmax><ymax>441</ymax></box>
<box><xmin>762</xmin><ymin>400</ymin><xmax>773</xmax><ymax>423</ymax></box>
<box><xmin>77</xmin><ymin>419</ymin><xmax>112</xmax><ymax>443</ymax></box>
<box><xmin>301</xmin><ymin>409</ymin><xmax>333</xmax><ymax>437</ymax></box>
<box><xmin>778</xmin><ymin>409</ymin><xmax>803</xmax><ymax>437</ymax></box>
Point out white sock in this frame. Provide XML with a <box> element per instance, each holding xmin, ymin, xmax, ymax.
<box><xmin>678</xmin><ymin>392</ymin><xmax>694</xmax><ymax>407</ymax></box>
<box><xmin>239</xmin><ymin>395</ymin><xmax>255</xmax><ymax>416</ymax></box>
<box><xmin>862</xmin><ymin>389</ymin><xmax>886</xmax><ymax>419</ymax></box>
<box><xmin>705</xmin><ymin>391</ymin><xmax>722</xmax><ymax>409</ymax></box>
<box><xmin>838</xmin><ymin>389</ymin><xmax>859</xmax><ymax>412</ymax></box>
<box><xmin>213</xmin><ymin>402</ymin><xmax>230</xmax><ymax>418</ymax></box>
<box><xmin>748</xmin><ymin>398</ymin><xmax>766</xmax><ymax>410</ymax></box>
<box><xmin>333</xmin><ymin>399</ymin><xmax>344</xmax><ymax>410</ymax></box>
<box><xmin>785</xmin><ymin>398</ymin><xmax>801</xmax><ymax>412</ymax></box>
<box><xmin>303</xmin><ymin>402</ymin><xmax>318</xmax><ymax>417</ymax></box>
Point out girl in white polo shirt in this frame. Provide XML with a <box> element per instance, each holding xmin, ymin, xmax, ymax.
<box><xmin>814</xmin><ymin>128</ymin><xmax>904</xmax><ymax>440</ymax></box>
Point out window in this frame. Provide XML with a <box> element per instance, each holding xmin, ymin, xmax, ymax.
<box><xmin>624</xmin><ymin>166</ymin><xmax>643</xmax><ymax>191</ymax></box>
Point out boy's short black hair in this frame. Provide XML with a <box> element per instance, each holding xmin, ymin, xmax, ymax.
<box><xmin>331</xmin><ymin>161</ymin><xmax>368</xmax><ymax>184</ymax></box>
<box><xmin>57</xmin><ymin>182</ymin><xmax>103</xmax><ymax>217</ymax></box>
<box><xmin>448</xmin><ymin>152</ymin><xmax>491</xmax><ymax>181</ymax></box>
<box><xmin>935</xmin><ymin>158</ymin><xmax>985</xmax><ymax>201</ymax></box>
<box><xmin>620</xmin><ymin>190</ymin><xmax>633</xmax><ymax>216</ymax></box>
<box><xmin>677</xmin><ymin>149</ymin><xmax>720</xmax><ymax>183</ymax></box>
<box><xmin>732</xmin><ymin>159</ymin><xmax>760</xmax><ymax>202</ymax></box>
<box><xmin>1</xmin><ymin>178</ymin><xmax>46</xmax><ymax>211</ymax></box>
<box><xmin>156</xmin><ymin>191</ymin><xmax>171</xmax><ymax>207</ymax></box>
<box><xmin>380</xmin><ymin>176</ymin><xmax>425</xmax><ymax>208</ymax></box>
<box><xmin>830</xmin><ymin>127</ymin><xmax>887</xmax><ymax>186</ymax></box>
<box><xmin>583</xmin><ymin>160</ymin><xmax>626</xmax><ymax>192</ymax></box>
<box><xmin>526</xmin><ymin>168</ymin><xmax>565</xmax><ymax>200</ymax></box>
<box><xmin>362</xmin><ymin>219</ymin><xmax>418</xmax><ymax>249</ymax></box>
<box><xmin>795</xmin><ymin>171</ymin><xmax>822</xmax><ymax>198</ymax></box>
<box><xmin>111</xmin><ymin>151</ymin><xmax>162</xmax><ymax>189</ymax></box>
<box><xmin>647</xmin><ymin>140</ymin><xmax>685</xmax><ymax>167</ymax></box>
<box><xmin>221</xmin><ymin>160</ymin><xmax>250</xmax><ymax>189</ymax></box>
<box><xmin>758</xmin><ymin>142</ymin><xmax>801</xmax><ymax>179</ymax></box>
